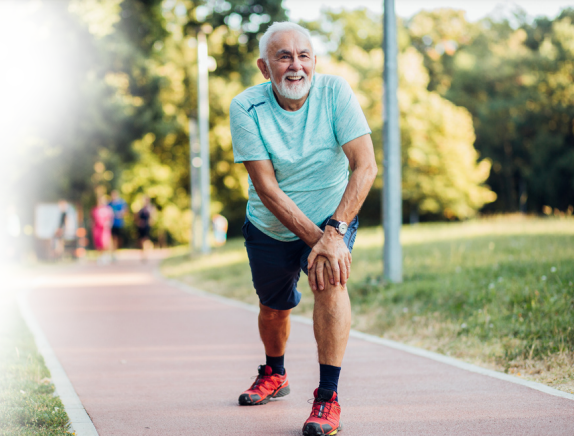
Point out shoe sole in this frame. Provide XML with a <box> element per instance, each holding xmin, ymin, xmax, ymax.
<box><xmin>238</xmin><ymin>384</ymin><xmax>290</xmax><ymax>406</ymax></box>
<box><xmin>302</xmin><ymin>422</ymin><xmax>342</xmax><ymax>436</ymax></box>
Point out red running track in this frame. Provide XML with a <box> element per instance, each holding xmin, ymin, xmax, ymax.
<box><xmin>26</xmin><ymin>260</ymin><xmax>573</xmax><ymax>435</ymax></box>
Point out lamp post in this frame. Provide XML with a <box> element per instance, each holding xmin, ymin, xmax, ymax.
<box><xmin>189</xmin><ymin>118</ymin><xmax>201</xmax><ymax>252</ymax></box>
<box><xmin>383</xmin><ymin>0</ymin><xmax>403</xmax><ymax>282</ymax></box>
<box><xmin>197</xmin><ymin>31</ymin><xmax>211</xmax><ymax>254</ymax></box>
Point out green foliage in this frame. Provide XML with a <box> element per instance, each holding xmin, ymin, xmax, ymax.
<box><xmin>399</xmin><ymin>49</ymin><xmax>496</xmax><ymax>219</ymax></box>
<box><xmin>408</xmin><ymin>8</ymin><xmax>481</xmax><ymax>94</ymax></box>
<box><xmin>120</xmin><ymin>133</ymin><xmax>192</xmax><ymax>243</ymax></box>
<box><xmin>409</xmin><ymin>8</ymin><xmax>574</xmax><ymax>213</ymax></box>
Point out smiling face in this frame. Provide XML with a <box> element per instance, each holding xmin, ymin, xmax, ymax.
<box><xmin>257</xmin><ymin>30</ymin><xmax>316</xmax><ymax>105</ymax></box>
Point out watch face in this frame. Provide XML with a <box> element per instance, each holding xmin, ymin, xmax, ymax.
<box><xmin>338</xmin><ymin>222</ymin><xmax>348</xmax><ymax>235</ymax></box>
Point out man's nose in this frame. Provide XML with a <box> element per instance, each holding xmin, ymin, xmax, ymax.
<box><xmin>290</xmin><ymin>56</ymin><xmax>302</xmax><ymax>70</ymax></box>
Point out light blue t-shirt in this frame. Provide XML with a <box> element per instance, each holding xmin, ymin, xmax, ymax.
<box><xmin>230</xmin><ymin>73</ymin><xmax>371</xmax><ymax>241</ymax></box>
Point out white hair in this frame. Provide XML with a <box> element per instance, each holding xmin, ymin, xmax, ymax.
<box><xmin>259</xmin><ymin>22</ymin><xmax>314</xmax><ymax>61</ymax></box>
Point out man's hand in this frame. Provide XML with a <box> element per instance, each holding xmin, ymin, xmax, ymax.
<box><xmin>307</xmin><ymin>229</ymin><xmax>351</xmax><ymax>290</ymax></box>
<box><xmin>308</xmin><ymin>255</ymin><xmax>334</xmax><ymax>291</ymax></box>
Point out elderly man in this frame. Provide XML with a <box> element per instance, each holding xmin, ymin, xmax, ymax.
<box><xmin>230</xmin><ymin>21</ymin><xmax>377</xmax><ymax>436</ymax></box>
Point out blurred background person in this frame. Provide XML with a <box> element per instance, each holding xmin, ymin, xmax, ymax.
<box><xmin>51</xmin><ymin>199</ymin><xmax>68</xmax><ymax>261</ymax></box>
<box><xmin>91</xmin><ymin>196</ymin><xmax>113</xmax><ymax>265</ymax></box>
<box><xmin>108</xmin><ymin>190</ymin><xmax>127</xmax><ymax>262</ymax></box>
<box><xmin>136</xmin><ymin>196</ymin><xmax>154</xmax><ymax>262</ymax></box>
<box><xmin>212</xmin><ymin>214</ymin><xmax>228</xmax><ymax>247</ymax></box>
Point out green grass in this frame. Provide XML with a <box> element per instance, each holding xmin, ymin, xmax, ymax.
<box><xmin>162</xmin><ymin>216</ymin><xmax>574</xmax><ymax>393</ymax></box>
<box><xmin>0</xmin><ymin>274</ymin><xmax>72</xmax><ymax>436</ymax></box>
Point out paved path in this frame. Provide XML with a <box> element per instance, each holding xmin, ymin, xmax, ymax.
<box><xmin>25</xmin><ymin>259</ymin><xmax>573</xmax><ymax>435</ymax></box>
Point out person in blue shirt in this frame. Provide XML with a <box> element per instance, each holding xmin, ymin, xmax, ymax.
<box><xmin>108</xmin><ymin>190</ymin><xmax>127</xmax><ymax>260</ymax></box>
<box><xmin>230</xmin><ymin>22</ymin><xmax>377</xmax><ymax>435</ymax></box>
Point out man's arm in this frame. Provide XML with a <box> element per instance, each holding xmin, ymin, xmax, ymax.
<box><xmin>307</xmin><ymin>133</ymin><xmax>378</xmax><ymax>290</ymax></box>
<box><xmin>243</xmin><ymin>160</ymin><xmax>323</xmax><ymax>247</ymax></box>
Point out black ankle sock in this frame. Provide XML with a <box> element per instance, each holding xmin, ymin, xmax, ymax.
<box><xmin>319</xmin><ymin>364</ymin><xmax>341</xmax><ymax>395</ymax></box>
<box><xmin>265</xmin><ymin>354</ymin><xmax>285</xmax><ymax>375</ymax></box>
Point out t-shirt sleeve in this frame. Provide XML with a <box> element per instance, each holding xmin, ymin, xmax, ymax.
<box><xmin>332</xmin><ymin>78</ymin><xmax>372</xmax><ymax>146</ymax></box>
<box><xmin>230</xmin><ymin>100</ymin><xmax>270</xmax><ymax>163</ymax></box>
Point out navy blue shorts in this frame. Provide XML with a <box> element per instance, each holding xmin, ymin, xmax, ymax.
<box><xmin>242</xmin><ymin>215</ymin><xmax>359</xmax><ymax>311</ymax></box>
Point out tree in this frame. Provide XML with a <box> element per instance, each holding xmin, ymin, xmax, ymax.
<box><xmin>307</xmin><ymin>9</ymin><xmax>495</xmax><ymax>222</ymax></box>
<box><xmin>113</xmin><ymin>0</ymin><xmax>290</xmax><ymax>242</ymax></box>
<box><xmin>2</xmin><ymin>0</ymin><xmax>170</xmax><ymax>235</ymax></box>
<box><xmin>409</xmin><ymin>8</ymin><xmax>574</xmax><ymax>213</ymax></box>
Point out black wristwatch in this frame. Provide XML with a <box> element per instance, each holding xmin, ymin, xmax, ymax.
<box><xmin>326</xmin><ymin>219</ymin><xmax>348</xmax><ymax>236</ymax></box>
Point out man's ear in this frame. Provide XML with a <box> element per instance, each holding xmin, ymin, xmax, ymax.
<box><xmin>257</xmin><ymin>58</ymin><xmax>270</xmax><ymax>80</ymax></box>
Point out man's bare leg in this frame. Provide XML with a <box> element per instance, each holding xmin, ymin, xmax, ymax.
<box><xmin>238</xmin><ymin>303</ymin><xmax>291</xmax><ymax>405</ymax></box>
<box><xmin>303</xmin><ymin>271</ymin><xmax>348</xmax><ymax>436</ymax></box>
<box><xmin>111</xmin><ymin>235</ymin><xmax>118</xmax><ymax>260</ymax></box>
<box><xmin>258</xmin><ymin>303</ymin><xmax>291</xmax><ymax>357</ymax></box>
<box><xmin>312</xmin><ymin>268</ymin><xmax>351</xmax><ymax>366</ymax></box>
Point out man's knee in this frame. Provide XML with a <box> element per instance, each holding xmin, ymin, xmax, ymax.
<box><xmin>311</xmin><ymin>268</ymin><xmax>348</xmax><ymax>298</ymax></box>
<box><xmin>312</xmin><ymin>286</ymin><xmax>348</xmax><ymax>305</ymax></box>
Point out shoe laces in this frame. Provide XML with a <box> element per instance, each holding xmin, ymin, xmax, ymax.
<box><xmin>308</xmin><ymin>397</ymin><xmax>339</xmax><ymax>419</ymax></box>
<box><xmin>250</xmin><ymin>374</ymin><xmax>277</xmax><ymax>392</ymax></box>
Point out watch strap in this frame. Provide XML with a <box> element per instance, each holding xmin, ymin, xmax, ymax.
<box><xmin>327</xmin><ymin>219</ymin><xmax>341</xmax><ymax>230</ymax></box>
<box><xmin>327</xmin><ymin>218</ymin><xmax>348</xmax><ymax>236</ymax></box>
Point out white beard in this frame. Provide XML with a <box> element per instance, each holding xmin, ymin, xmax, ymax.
<box><xmin>270</xmin><ymin>68</ymin><xmax>312</xmax><ymax>101</ymax></box>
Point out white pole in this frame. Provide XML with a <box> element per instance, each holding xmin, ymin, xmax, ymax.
<box><xmin>197</xmin><ymin>31</ymin><xmax>211</xmax><ymax>254</ymax></box>
<box><xmin>383</xmin><ymin>0</ymin><xmax>403</xmax><ymax>282</ymax></box>
<box><xmin>189</xmin><ymin>119</ymin><xmax>201</xmax><ymax>253</ymax></box>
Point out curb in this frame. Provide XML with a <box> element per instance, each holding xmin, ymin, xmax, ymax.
<box><xmin>18</xmin><ymin>289</ymin><xmax>99</xmax><ymax>436</ymax></box>
<box><xmin>162</xmin><ymin>274</ymin><xmax>574</xmax><ymax>402</ymax></box>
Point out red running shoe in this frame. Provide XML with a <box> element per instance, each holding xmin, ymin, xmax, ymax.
<box><xmin>302</xmin><ymin>388</ymin><xmax>342</xmax><ymax>435</ymax></box>
<box><xmin>238</xmin><ymin>365</ymin><xmax>290</xmax><ymax>406</ymax></box>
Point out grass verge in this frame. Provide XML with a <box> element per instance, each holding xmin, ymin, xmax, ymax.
<box><xmin>162</xmin><ymin>216</ymin><xmax>574</xmax><ymax>394</ymax></box>
<box><xmin>0</xmin><ymin>268</ymin><xmax>72</xmax><ymax>436</ymax></box>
